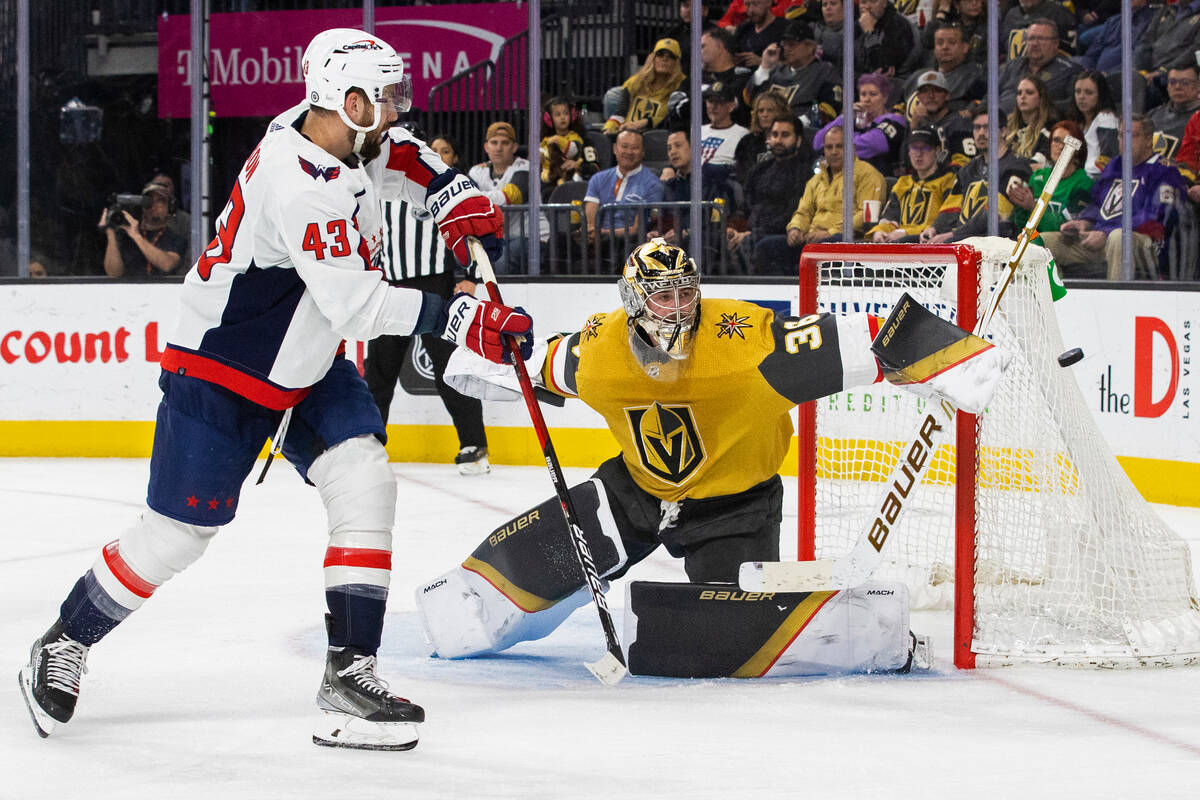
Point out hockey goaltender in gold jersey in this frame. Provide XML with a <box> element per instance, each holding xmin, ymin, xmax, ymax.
<box><xmin>416</xmin><ymin>239</ymin><xmax>1008</xmax><ymax>678</ymax></box>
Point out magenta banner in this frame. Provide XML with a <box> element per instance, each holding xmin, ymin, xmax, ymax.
<box><xmin>158</xmin><ymin>4</ymin><xmax>525</xmax><ymax>118</ymax></box>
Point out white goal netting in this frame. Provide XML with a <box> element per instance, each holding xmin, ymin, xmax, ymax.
<box><xmin>803</xmin><ymin>238</ymin><xmax>1200</xmax><ymax>666</ymax></box>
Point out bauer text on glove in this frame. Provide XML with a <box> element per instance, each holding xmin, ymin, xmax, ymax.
<box><xmin>441</xmin><ymin>293</ymin><xmax>533</xmax><ymax>365</ymax></box>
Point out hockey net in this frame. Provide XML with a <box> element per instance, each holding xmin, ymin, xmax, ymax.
<box><xmin>797</xmin><ymin>238</ymin><xmax>1200</xmax><ymax>668</ymax></box>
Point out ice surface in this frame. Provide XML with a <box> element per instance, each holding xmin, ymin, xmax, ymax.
<box><xmin>2</xmin><ymin>458</ymin><xmax>1198</xmax><ymax>798</ymax></box>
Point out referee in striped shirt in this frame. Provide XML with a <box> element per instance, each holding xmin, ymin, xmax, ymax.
<box><xmin>364</xmin><ymin>128</ymin><xmax>491</xmax><ymax>475</ymax></box>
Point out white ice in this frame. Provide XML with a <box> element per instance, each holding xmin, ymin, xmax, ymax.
<box><xmin>2</xmin><ymin>458</ymin><xmax>1199</xmax><ymax>799</ymax></box>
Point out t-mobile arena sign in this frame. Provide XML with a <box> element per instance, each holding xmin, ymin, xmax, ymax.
<box><xmin>158</xmin><ymin>4</ymin><xmax>525</xmax><ymax>118</ymax></box>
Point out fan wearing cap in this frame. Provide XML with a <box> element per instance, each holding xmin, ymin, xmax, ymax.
<box><xmin>903</xmin><ymin>70</ymin><xmax>977</xmax><ymax>170</ymax></box>
<box><xmin>700</xmin><ymin>81</ymin><xmax>751</xmax><ymax>166</ymax></box>
<box><xmin>867</xmin><ymin>126</ymin><xmax>957</xmax><ymax>243</ymax></box>
<box><xmin>602</xmin><ymin>38</ymin><xmax>686</xmax><ymax>135</ymax></box>
<box><xmin>101</xmin><ymin>181</ymin><xmax>188</xmax><ymax>277</ymax></box>
<box><xmin>749</xmin><ymin>20</ymin><xmax>837</xmax><ymax>122</ymax></box>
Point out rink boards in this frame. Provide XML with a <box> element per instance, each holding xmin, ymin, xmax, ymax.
<box><xmin>0</xmin><ymin>279</ymin><xmax>1197</xmax><ymax>505</ymax></box>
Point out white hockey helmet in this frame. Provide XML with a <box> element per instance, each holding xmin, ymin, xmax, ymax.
<box><xmin>302</xmin><ymin>28</ymin><xmax>412</xmax><ymax>150</ymax></box>
<box><xmin>619</xmin><ymin>238</ymin><xmax>701</xmax><ymax>367</ymax></box>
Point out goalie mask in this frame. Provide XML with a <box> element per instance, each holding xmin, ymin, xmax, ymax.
<box><xmin>303</xmin><ymin>28</ymin><xmax>413</xmax><ymax>155</ymax></box>
<box><xmin>619</xmin><ymin>239</ymin><xmax>701</xmax><ymax>375</ymax></box>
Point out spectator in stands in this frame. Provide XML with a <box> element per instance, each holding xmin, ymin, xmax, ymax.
<box><xmin>700</xmin><ymin>28</ymin><xmax>754</xmax><ymax>126</ymax></box>
<box><xmin>1065</xmin><ymin>70</ymin><xmax>1118</xmax><ymax>179</ymax></box>
<box><xmin>701</xmin><ymin>82</ymin><xmax>751</xmax><ymax>166</ymax></box>
<box><xmin>923</xmin><ymin>0</ymin><xmax>987</xmax><ymax>66</ymax></box>
<box><xmin>814</xmin><ymin>73</ymin><xmax>908</xmax><ymax>177</ymax></box>
<box><xmin>730</xmin><ymin>0</ymin><xmax>788</xmax><ymax>68</ymax></box>
<box><xmin>1076</xmin><ymin>0</ymin><xmax>1151</xmax><ymax>74</ymax></box>
<box><xmin>997</xmin><ymin>19</ymin><xmax>1080</xmax><ymax>115</ymax></box>
<box><xmin>775</xmin><ymin>126</ymin><xmax>886</xmax><ymax>261</ymax></box>
<box><xmin>1004</xmin><ymin>76</ymin><xmax>1056</xmax><ymax>168</ymax></box>
<box><xmin>814</xmin><ymin>0</ymin><xmax>845</xmax><ymax>73</ymax></box>
<box><xmin>921</xmin><ymin>106</ymin><xmax>1033</xmax><ymax>243</ymax></box>
<box><xmin>1175</xmin><ymin>109</ymin><xmax>1200</xmax><ymax>189</ymax></box>
<box><xmin>867</xmin><ymin>125</ymin><xmax>957</xmax><ymax>243</ymax></box>
<box><xmin>1149</xmin><ymin>63</ymin><xmax>1200</xmax><ymax>166</ymax></box>
<box><xmin>855</xmin><ymin>0</ymin><xmax>915</xmax><ymax>77</ymax></box>
<box><xmin>749</xmin><ymin>20</ymin><xmax>837</xmax><ymax>127</ymax></box>
<box><xmin>602</xmin><ymin>39</ymin><xmax>687</xmax><ymax>136</ymax></box>
<box><xmin>661</xmin><ymin>0</ymin><xmax>716</xmax><ymax>66</ymax></box>
<box><xmin>1007</xmin><ymin>120</ymin><xmax>1093</xmax><ymax>232</ymax></box>
<box><xmin>735</xmin><ymin>91</ymin><xmax>792</xmax><ymax>184</ymax></box>
<box><xmin>583</xmin><ymin>129</ymin><xmax>664</xmax><ymax>269</ymax></box>
<box><xmin>1039</xmin><ymin>114</ymin><xmax>1186</xmax><ymax>279</ymax></box>
<box><xmin>1000</xmin><ymin>0</ymin><xmax>1076</xmax><ymax>60</ymax></box>
<box><xmin>1136</xmin><ymin>2</ymin><xmax>1200</xmax><ymax>109</ymax></box>
<box><xmin>468</xmin><ymin>121</ymin><xmax>540</xmax><ymax>272</ymax></box>
<box><xmin>902</xmin><ymin>24</ymin><xmax>985</xmax><ymax>116</ymax></box>
<box><xmin>718</xmin><ymin>0</ymin><xmax>788</xmax><ymax>30</ymax></box>
<box><xmin>650</xmin><ymin>127</ymin><xmax>736</xmax><ymax>266</ymax></box>
<box><xmin>906</xmin><ymin>69</ymin><xmax>977</xmax><ymax>170</ymax></box>
<box><xmin>101</xmin><ymin>182</ymin><xmax>187</xmax><ymax>277</ymax></box>
<box><xmin>540</xmin><ymin>97</ymin><xmax>600</xmax><ymax>200</ymax></box>
<box><xmin>728</xmin><ymin>115</ymin><xmax>814</xmax><ymax>272</ymax></box>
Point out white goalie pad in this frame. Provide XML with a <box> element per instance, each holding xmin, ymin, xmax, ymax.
<box><xmin>444</xmin><ymin>338</ymin><xmax>549</xmax><ymax>401</ymax></box>
<box><xmin>414</xmin><ymin>565</ymin><xmax>591</xmax><ymax>659</ymax></box>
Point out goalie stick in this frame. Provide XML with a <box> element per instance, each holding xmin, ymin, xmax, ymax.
<box><xmin>741</xmin><ymin>136</ymin><xmax>1083</xmax><ymax>594</ymax></box>
<box><xmin>465</xmin><ymin>237</ymin><xmax>627</xmax><ymax>686</ymax></box>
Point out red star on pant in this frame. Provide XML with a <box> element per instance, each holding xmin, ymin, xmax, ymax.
<box><xmin>208</xmin><ymin>498</ymin><xmax>219</xmax><ymax>510</ymax></box>
<box><xmin>186</xmin><ymin>495</ymin><xmax>199</xmax><ymax>508</ymax></box>
<box><xmin>225</xmin><ymin>497</ymin><xmax>234</xmax><ymax>508</ymax></box>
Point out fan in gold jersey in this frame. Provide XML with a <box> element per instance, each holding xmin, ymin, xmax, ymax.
<box><xmin>416</xmin><ymin>239</ymin><xmax>1009</xmax><ymax>679</ymax></box>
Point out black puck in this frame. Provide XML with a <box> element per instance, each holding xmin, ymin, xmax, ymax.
<box><xmin>1057</xmin><ymin>347</ymin><xmax>1084</xmax><ymax>367</ymax></box>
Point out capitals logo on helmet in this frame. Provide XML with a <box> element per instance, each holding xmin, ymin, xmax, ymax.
<box><xmin>619</xmin><ymin>239</ymin><xmax>701</xmax><ymax>364</ymax></box>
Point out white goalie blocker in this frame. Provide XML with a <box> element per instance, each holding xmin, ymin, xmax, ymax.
<box><xmin>443</xmin><ymin>338</ymin><xmax>549</xmax><ymax>401</ymax></box>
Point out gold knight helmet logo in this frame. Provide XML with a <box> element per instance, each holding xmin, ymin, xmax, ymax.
<box><xmin>626</xmin><ymin>402</ymin><xmax>706</xmax><ymax>484</ymax></box>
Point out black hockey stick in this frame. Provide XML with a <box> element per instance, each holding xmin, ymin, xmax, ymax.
<box><xmin>741</xmin><ymin>136</ymin><xmax>1083</xmax><ymax>593</ymax></box>
<box><xmin>466</xmin><ymin>237</ymin><xmax>627</xmax><ymax>685</ymax></box>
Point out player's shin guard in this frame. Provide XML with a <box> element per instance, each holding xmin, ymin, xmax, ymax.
<box><xmin>415</xmin><ymin>478</ymin><xmax>626</xmax><ymax>658</ymax></box>
<box><xmin>308</xmin><ymin>435</ymin><xmax>396</xmax><ymax>654</ymax></box>
<box><xmin>624</xmin><ymin>580</ymin><xmax>918</xmax><ymax>677</ymax></box>
<box><xmin>60</xmin><ymin>509</ymin><xmax>218</xmax><ymax>646</ymax></box>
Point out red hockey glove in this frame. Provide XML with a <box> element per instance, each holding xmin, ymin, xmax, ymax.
<box><xmin>441</xmin><ymin>292</ymin><xmax>533</xmax><ymax>365</ymax></box>
<box><xmin>439</xmin><ymin>194</ymin><xmax>504</xmax><ymax>267</ymax></box>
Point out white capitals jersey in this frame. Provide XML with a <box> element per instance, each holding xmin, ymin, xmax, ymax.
<box><xmin>162</xmin><ymin>102</ymin><xmax>485</xmax><ymax>410</ymax></box>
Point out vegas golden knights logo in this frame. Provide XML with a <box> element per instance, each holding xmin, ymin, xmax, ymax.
<box><xmin>626</xmin><ymin>402</ymin><xmax>706</xmax><ymax>484</ymax></box>
<box><xmin>901</xmin><ymin>187</ymin><xmax>932</xmax><ymax>226</ymax></box>
<box><xmin>961</xmin><ymin>180</ymin><xmax>988</xmax><ymax>223</ymax></box>
<box><xmin>1100</xmin><ymin>178</ymin><xmax>1139</xmax><ymax>220</ymax></box>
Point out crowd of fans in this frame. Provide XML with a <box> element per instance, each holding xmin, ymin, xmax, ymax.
<box><xmin>24</xmin><ymin>0</ymin><xmax>1200</xmax><ymax>280</ymax></box>
<box><xmin>487</xmin><ymin>0</ymin><xmax>1200</xmax><ymax>280</ymax></box>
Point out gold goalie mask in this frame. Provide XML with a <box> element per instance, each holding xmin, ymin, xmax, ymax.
<box><xmin>618</xmin><ymin>239</ymin><xmax>701</xmax><ymax>377</ymax></box>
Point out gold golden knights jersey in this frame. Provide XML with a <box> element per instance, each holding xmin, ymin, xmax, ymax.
<box><xmin>541</xmin><ymin>298</ymin><xmax>881</xmax><ymax>502</ymax></box>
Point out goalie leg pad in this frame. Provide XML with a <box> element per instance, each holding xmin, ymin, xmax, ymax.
<box><xmin>624</xmin><ymin>580</ymin><xmax>914</xmax><ymax>678</ymax></box>
<box><xmin>872</xmin><ymin>292</ymin><xmax>1011</xmax><ymax>414</ymax></box>
<box><xmin>415</xmin><ymin>478</ymin><xmax>625</xmax><ymax>658</ymax></box>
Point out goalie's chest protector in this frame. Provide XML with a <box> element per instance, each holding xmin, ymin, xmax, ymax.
<box><xmin>574</xmin><ymin>298</ymin><xmax>796</xmax><ymax>502</ymax></box>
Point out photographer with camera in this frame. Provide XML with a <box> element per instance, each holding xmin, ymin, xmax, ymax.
<box><xmin>100</xmin><ymin>182</ymin><xmax>187</xmax><ymax>277</ymax></box>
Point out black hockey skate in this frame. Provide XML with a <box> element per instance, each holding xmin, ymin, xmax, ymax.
<box><xmin>313</xmin><ymin>647</ymin><xmax>424</xmax><ymax>751</ymax></box>
<box><xmin>18</xmin><ymin>620</ymin><xmax>90</xmax><ymax>738</ymax></box>
<box><xmin>454</xmin><ymin>445</ymin><xmax>491</xmax><ymax>476</ymax></box>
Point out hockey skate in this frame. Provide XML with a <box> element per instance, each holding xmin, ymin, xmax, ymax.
<box><xmin>898</xmin><ymin>632</ymin><xmax>934</xmax><ymax>673</ymax></box>
<box><xmin>454</xmin><ymin>445</ymin><xmax>491</xmax><ymax>476</ymax></box>
<box><xmin>314</xmin><ymin>647</ymin><xmax>424</xmax><ymax>751</ymax></box>
<box><xmin>18</xmin><ymin>620</ymin><xmax>90</xmax><ymax>738</ymax></box>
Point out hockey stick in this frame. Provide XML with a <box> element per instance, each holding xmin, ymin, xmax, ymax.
<box><xmin>465</xmin><ymin>237</ymin><xmax>628</xmax><ymax>685</ymax></box>
<box><xmin>742</xmin><ymin>137</ymin><xmax>1083</xmax><ymax>593</ymax></box>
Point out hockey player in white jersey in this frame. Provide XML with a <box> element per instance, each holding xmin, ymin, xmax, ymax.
<box><xmin>18</xmin><ymin>28</ymin><xmax>531</xmax><ymax>752</ymax></box>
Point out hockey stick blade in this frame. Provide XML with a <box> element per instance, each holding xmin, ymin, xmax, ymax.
<box><xmin>585</xmin><ymin>650</ymin><xmax>629</xmax><ymax>686</ymax></box>
<box><xmin>739</xmin><ymin>560</ymin><xmax>835</xmax><ymax>592</ymax></box>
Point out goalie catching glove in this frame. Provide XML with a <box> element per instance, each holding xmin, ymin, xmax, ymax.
<box><xmin>872</xmin><ymin>292</ymin><xmax>1011</xmax><ymax>414</ymax></box>
<box><xmin>440</xmin><ymin>293</ymin><xmax>533</xmax><ymax>365</ymax></box>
